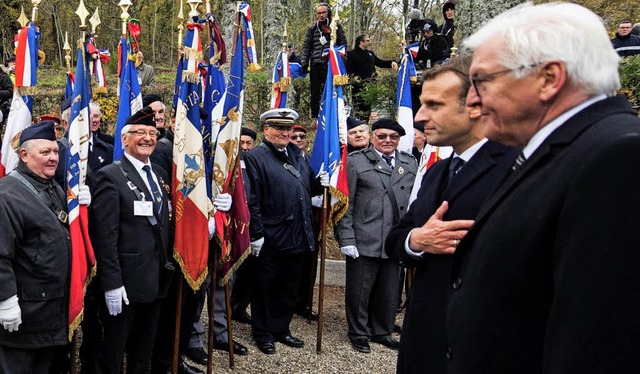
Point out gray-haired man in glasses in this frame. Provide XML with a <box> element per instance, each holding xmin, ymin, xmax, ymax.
<box><xmin>335</xmin><ymin>118</ymin><xmax>417</xmax><ymax>353</ymax></box>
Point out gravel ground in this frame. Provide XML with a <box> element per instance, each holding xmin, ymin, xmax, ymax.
<box><xmin>195</xmin><ymin>285</ymin><xmax>404</xmax><ymax>373</ymax></box>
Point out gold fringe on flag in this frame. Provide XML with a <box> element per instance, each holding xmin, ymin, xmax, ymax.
<box><xmin>17</xmin><ymin>86</ymin><xmax>38</xmax><ymax>96</ymax></box>
<box><xmin>279</xmin><ymin>76</ymin><xmax>291</xmax><ymax>92</ymax></box>
<box><xmin>182</xmin><ymin>71</ymin><xmax>200</xmax><ymax>84</ymax></box>
<box><xmin>333</xmin><ymin>75</ymin><xmax>348</xmax><ymax>86</ymax></box>
<box><xmin>249</xmin><ymin>62</ymin><xmax>261</xmax><ymax>72</ymax></box>
<box><xmin>184</xmin><ymin>47</ymin><xmax>202</xmax><ymax>62</ymax></box>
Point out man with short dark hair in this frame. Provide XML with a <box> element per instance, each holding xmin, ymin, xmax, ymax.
<box><xmin>244</xmin><ymin>108</ymin><xmax>328</xmax><ymax>354</ymax></box>
<box><xmin>336</xmin><ymin>118</ymin><xmax>417</xmax><ymax>354</ymax></box>
<box><xmin>450</xmin><ymin>3</ymin><xmax>640</xmax><ymax>371</ymax></box>
<box><xmin>611</xmin><ymin>20</ymin><xmax>640</xmax><ymax>57</ymax></box>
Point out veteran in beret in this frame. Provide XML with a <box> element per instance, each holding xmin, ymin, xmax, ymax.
<box><xmin>88</xmin><ymin>106</ymin><xmax>174</xmax><ymax>373</ymax></box>
<box><xmin>335</xmin><ymin>118</ymin><xmax>417</xmax><ymax>353</ymax></box>
<box><xmin>243</xmin><ymin>108</ymin><xmax>329</xmax><ymax>354</ymax></box>
<box><xmin>0</xmin><ymin>121</ymin><xmax>91</xmax><ymax>372</ymax></box>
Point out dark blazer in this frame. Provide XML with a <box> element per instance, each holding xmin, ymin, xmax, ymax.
<box><xmin>446</xmin><ymin>96</ymin><xmax>640</xmax><ymax>373</ymax></box>
<box><xmin>90</xmin><ymin>155</ymin><xmax>172</xmax><ymax>303</ymax></box>
<box><xmin>88</xmin><ymin>136</ymin><xmax>114</xmax><ymax>173</ymax></box>
<box><xmin>345</xmin><ymin>46</ymin><xmax>394</xmax><ymax>82</ymax></box>
<box><xmin>385</xmin><ymin>141</ymin><xmax>519</xmax><ymax>374</ymax></box>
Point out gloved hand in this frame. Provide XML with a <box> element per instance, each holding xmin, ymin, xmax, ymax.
<box><xmin>319</xmin><ymin>170</ymin><xmax>330</xmax><ymax>187</ymax></box>
<box><xmin>78</xmin><ymin>184</ymin><xmax>91</xmax><ymax>206</ymax></box>
<box><xmin>104</xmin><ymin>286</ymin><xmax>129</xmax><ymax>316</ymax></box>
<box><xmin>214</xmin><ymin>193</ymin><xmax>232</xmax><ymax>212</ymax></box>
<box><xmin>208</xmin><ymin>217</ymin><xmax>216</xmax><ymax>240</ymax></box>
<box><xmin>251</xmin><ymin>237</ymin><xmax>265</xmax><ymax>257</ymax></box>
<box><xmin>341</xmin><ymin>245</ymin><xmax>359</xmax><ymax>259</ymax></box>
<box><xmin>311</xmin><ymin>195</ymin><xmax>324</xmax><ymax>208</ymax></box>
<box><xmin>0</xmin><ymin>295</ymin><xmax>21</xmax><ymax>332</ymax></box>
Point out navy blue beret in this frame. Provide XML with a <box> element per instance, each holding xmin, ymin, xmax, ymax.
<box><xmin>372</xmin><ymin>118</ymin><xmax>406</xmax><ymax>136</ymax></box>
<box><xmin>19</xmin><ymin>121</ymin><xmax>57</xmax><ymax>144</ymax></box>
<box><xmin>125</xmin><ymin>106</ymin><xmax>156</xmax><ymax>127</ymax></box>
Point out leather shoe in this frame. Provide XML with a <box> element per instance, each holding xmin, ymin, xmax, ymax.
<box><xmin>295</xmin><ymin>308</ymin><xmax>319</xmax><ymax>321</ymax></box>
<box><xmin>185</xmin><ymin>347</ymin><xmax>208</xmax><ymax>365</ymax></box>
<box><xmin>276</xmin><ymin>334</ymin><xmax>304</xmax><ymax>348</ymax></box>
<box><xmin>179</xmin><ymin>360</ymin><xmax>204</xmax><ymax>374</ymax></box>
<box><xmin>257</xmin><ymin>341</ymin><xmax>276</xmax><ymax>354</ymax></box>
<box><xmin>371</xmin><ymin>336</ymin><xmax>399</xmax><ymax>350</ymax></box>
<box><xmin>350</xmin><ymin>338</ymin><xmax>371</xmax><ymax>353</ymax></box>
<box><xmin>213</xmin><ymin>340</ymin><xmax>249</xmax><ymax>356</ymax></box>
<box><xmin>232</xmin><ymin>308</ymin><xmax>252</xmax><ymax>324</ymax></box>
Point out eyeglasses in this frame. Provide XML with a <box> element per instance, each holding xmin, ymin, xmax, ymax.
<box><xmin>268</xmin><ymin>125</ymin><xmax>293</xmax><ymax>132</ymax></box>
<box><xmin>470</xmin><ymin>63</ymin><xmax>542</xmax><ymax>96</ymax></box>
<box><xmin>374</xmin><ymin>133</ymin><xmax>401</xmax><ymax>141</ymax></box>
<box><xmin>127</xmin><ymin>129</ymin><xmax>158</xmax><ymax>137</ymax></box>
<box><xmin>290</xmin><ymin>134</ymin><xmax>307</xmax><ymax>140</ymax></box>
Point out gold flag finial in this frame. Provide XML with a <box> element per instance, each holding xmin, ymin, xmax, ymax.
<box><xmin>31</xmin><ymin>0</ymin><xmax>41</xmax><ymax>24</ymax></box>
<box><xmin>187</xmin><ymin>0</ymin><xmax>201</xmax><ymax>18</ymax></box>
<box><xmin>205</xmin><ymin>0</ymin><xmax>211</xmax><ymax>15</ymax></box>
<box><xmin>18</xmin><ymin>7</ymin><xmax>29</xmax><ymax>27</ymax></box>
<box><xmin>90</xmin><ymin>7</ymin><xmax>101</xmax><ymax>34</ymax></box>
<box><xmin>118</xmin><ymin>0</ymin><xmax>133</xmax><ymax>36</ymax></box>
<box><xmin>177</xmin><ymin>0</ymin><xmax>184</xmax><ymax>51</ymax></box>
<box><xmin>75</xmin><ymin>0</ymin><xmax>89</xmax><ymax>31</ymax></box>
<box><xmin>63</xmin><ymin>31</ymin><xmax>71</xmax><ymax>71</ymax></box>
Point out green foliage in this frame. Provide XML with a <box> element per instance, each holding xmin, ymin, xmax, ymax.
<box><xmin>618</xmin><ymin>55</ymin><xmax>640</xmax><ymax>108</ymax></box>
<box><xmin>354</xmin><ymin>70</ymin><xmax>398</xmax><ymax>119</ymax></box>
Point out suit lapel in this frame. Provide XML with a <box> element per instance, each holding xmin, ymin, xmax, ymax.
<box><xmin>444</xmin><ymin>142</ymin><xmax>497</xmax><ymax>203</ymax></box>
<box><xmin>120</xmin><ymin>156</ymin><xmax>154</xmax><ymax>203</ymax></box>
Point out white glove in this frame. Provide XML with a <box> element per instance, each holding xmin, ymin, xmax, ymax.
<box><xmin>78</xmin><ymin>184</ymin><xmax>91</xmax><ymax>206</ymax></box>
<box><xmin>104</xmin><ymin>286</ymin><xmax>129</xmax><ymax>316</ymax></box>
<box><xmin>251</xmin><ymin>237</ymin><xmax>265</xmax><ymax>257</ymax></box>
<box><xmin>311</xmin><ymin>195</ymin><xmax>324</xmax><ymax>208</ymax></box>
<box><xmin>214</xmin><ymin>193</ymin><xmax>232</xmax><ymax>212</ymax></box>
<box><xmin>341</xmin><ymin>245</ymin><xmax>359</xmax><ymax>259</ymax></box>
<box><xmin>319</xmin><ymin>170</ymin><xmax>330</xmax><ymax>187</ymax></box>
<box><xmin>208</xmin><ymin>217</ymin><xmax>216</xmax><ymax>240</ymax></box>
<box><xmin>0</xmin><ymin>295</ymin><xmax>21</xmax><ymax>332</ymax></box>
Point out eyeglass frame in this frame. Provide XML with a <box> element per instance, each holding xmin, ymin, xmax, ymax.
<box><xmin>373</xmin><ymin>132</ymin><xmax>401</xmax><ymax>141</ymax></box>
<box><xmin>290</xmin><ymin>134</ymin><xmax>307</xmax><ymax>140</ymax></box>
<box><xmin>470</xmin><ymin>63</ymin><xmax>543</xmax><ymax>97</ymax></box>
<box><xmin>127</xmin><ymin>129</ymin><xmax>158</xmax><ymax>137</ymax></box>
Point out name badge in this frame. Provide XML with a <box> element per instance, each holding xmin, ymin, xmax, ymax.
<box><xmin>319</xmin><ymin>36</ymin><xmax>327</xmax><ymax>45</ymax></box>
<box><xmin>134</xmin><ymin>201</ymin><xmax>154</xmax><ymax>216</ymax></box>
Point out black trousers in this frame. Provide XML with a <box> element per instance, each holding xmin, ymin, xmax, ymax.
<box><xmin>231</xmin><ymin>255</ymin><xmax>256</xmax><ymax>315</ymax></box>
<box><xmin>310</xmin><ymin>63</ymin><xmax>328</xmax><ymax>119</ymax></box>
<box><xmin>251</xmin><ymin>251</ymin><xmax>306</xmax><ymax>344</ymax></box>
<box><xmin>0</xmin><ymin>345</ymin><xmax>55</xmax><ymax>374</ymax></box>
<box><xmin>89</xmin><ymin>299</ymin><xmax>162</xmax><ymax>374</ymax></box>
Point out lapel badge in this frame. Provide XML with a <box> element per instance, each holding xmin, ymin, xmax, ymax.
<box><xmin>398</xmin><ymin>167</ymin><xmax>405</xmax><ymax>175</ymax></box>
<box><xmin>98</xmin><ymin>156</ymin><xmax>104</xmax><ymax>163</ymax></box>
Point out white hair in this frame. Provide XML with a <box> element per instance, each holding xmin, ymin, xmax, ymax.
<box><xmin>121</xmin><ymin>124</ymin><xmax>132</xmax><ymax>137</ymax></box>
<box><xmin>463</xmin><ymin>2</ymin><xmax>621</xmax><ymax>95</ymax></box>
<box><xmin>61</xmin><ymin>108</ymin><xmax>70</xmax><ymax>124</ymax></box>
<box><xmin>89</xmin><ymin>101</ymin><xmax>101</xmax><ymax>116</ymax></box>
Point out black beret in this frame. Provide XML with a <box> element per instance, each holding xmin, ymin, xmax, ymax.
<box><xmin>413</xmin><ymin>122</ymin><xmax>424</xmax><ymax>132</ymax></box>
<box><xmin>19</xmin><ymin>121</ymin><xmax>57</xmax><ymax>144</ymax></box>
<box><xmin>142</xmin><ymin>94</ymin><xmax>162</xmax><ymax>107</ymax></box>
<box><xmin>7</xmin><ymin>55</ymin><xmax>16</xmax><ymax>63</ymax></box>
<box><xmin>346</xmin><ymin>116</ymin><xmax>365</xmax><ymax>130</ymax></box>
<box><xmin>372</xmin><ymin>118</ymin><xmax>406</xmax><ymax>136</ymax></box>
<box><xmin>241</xmin><ymin>127</ymin><xmax>257</xmax><ymax>141</ymax></box>
<box><xmin>61</xmin><ymin>96</ymin><xmax>72</xmax><ymax>112</ymax></box>
<box><xmin>125</xmin><ymin>106</ymin><xmax>156</xmax><ymax>127</ymax></box>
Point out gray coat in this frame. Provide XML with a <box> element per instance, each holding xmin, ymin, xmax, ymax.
<box><xmin>336</xmin><ymin>147</ymin><xmax>417</xmax><ymax>258</ymax></box>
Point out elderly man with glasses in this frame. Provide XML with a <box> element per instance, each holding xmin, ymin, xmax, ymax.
<box><xmin>445</xmin><ymin>3</ymin><xmax>640</xmax><ymax>372</ymax></box>
<box><xmin>336</xmin><ymin>118</ymin><xmax>417</xmax><ymax>353</ymax></box>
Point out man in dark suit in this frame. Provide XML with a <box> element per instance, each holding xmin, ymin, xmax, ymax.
<box><xmin>89</xmin><ymin>107</ymin><xmax>174</xmax><ymax>374</ymax></box>
<box><xmin>335</xmin><ymin>119</ymin><xmax>417</xmax><ymax>354</ymax></box>
<box><xmin>445</xmin><ymin>3</ymin><xmax>640</xmax><ymax>372</ymax></box>
<box><xmin>385</xmin><ymin>56</ymin><xmax>519</xmax><ymax>373</ymax></box>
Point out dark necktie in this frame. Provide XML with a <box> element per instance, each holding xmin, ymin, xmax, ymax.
<box><xmin>448</xmin><ymin>157</ymin><xmax>465</xmax><ymax>183</ymax></box>
<box><xmin>512</xmin><ymin>152</ymin><xmax>526</xmax><ymax>171</ymax></box>
<box><xmin>381</xmin><ymin>155</ymin><xmax>394</xmax><ymax>170</ymax></box>
<box><xmin>142</xmin><ymin>165</ymin><xmax>162</xmax><ymax>214</ymax></box>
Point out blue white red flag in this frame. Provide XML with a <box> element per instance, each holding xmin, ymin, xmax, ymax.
<box><xmin>113</xmin><ymin>36</ymin><xmax>142</xmax><ymax>161</ymax></box>
<box><xmin>270</xmin><ymin>50</ymin><xmax>290</xmax><ymax>109</ymax></box>
<box><xmin>238</xmin><ymin>4</ymin><xmax>261</xmax><ymax>71</ymax></box>
<box><xmin>172</xmin><ymin>17</ymin><xmax>212</xmax><ymax>291</ymax></box>
<box><xmin>66</xmin><ymin>36</ymin><xmax>96</xmax><ymax>340</ymax></box>
<box><xmin>409</xmin><ymin>144</ymin><xmax>453</xmax><ymax>206</ymax></box>
<box><xmin>407</xmin><ymin>41</ymin><xmax>420</xmax><ymax>59</ymax></box>
<box><xmin>210</xmin><ymin>29</ymin><xmax>251</xmax><ymax>285</ymax></box>
<box><xmin>310</xmin><ymin>46</ymin><xmax>349</xmax><ymax>226</ymax></box>
<box><xmin>0</xmin><ymin>23</ymin><xmax>38</xmax><ymax>177</ymax></box>
<box><xmin>65</xmin><ymin>72</ymin><xmax>75</xmax><ymax>100</ymax></box>
<box><xmin>396</xmin><ymin>47</ymin><xmax>416</xmax><ymax>153</ymax></box>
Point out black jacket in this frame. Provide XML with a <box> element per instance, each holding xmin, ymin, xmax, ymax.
<box><xmin>150</xmin><ymin>129</ymin><xmax>174</xmax><ymax>179</ymax></box>
<box><xmin>301</xmin><ymin>20</ymin><xmax>347</xmax><ymax>68</ymax></box>
<box><xmin>346</xmin><ymin>47</ymin><xmax>394</xmax><ymax>82</ymax></box>
<box><xmin>611</xmin><ymin>33</ymin><xmax>640</xmax><ymax>57</ymax></box>
<box><xmin>416</xmin><ymin>34</ymin><xmax>449</xmax><ymax>69</ymax></box>
<box><xmin>244</xmin><ymin>140</ymin><xmax>322</xmax><ymax>254</ymax></box>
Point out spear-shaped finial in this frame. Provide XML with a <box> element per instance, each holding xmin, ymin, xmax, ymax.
<box><xmin>205</xmin><ymin>0</ymin><xmax>211</xmax><ymax>15</ymax></box>
<box><xmin>177</xmin><ymin>0</ymin><xmax>184</xmax><ymax>50</ymax></box>
<box><xmin>330</xmin><ymin>7</ymin><xmax>339</xmax><ymax>48</ymax></box>
<box><xmin>187</xmin><ymin>0</ymin><xmax>201</xmax><ymax>18</ymax></box>
<box><xmin>31</xmin><ymin>0</ymin><xmax>41</xmax><ymax>24</ymax></box>
<box><xmin>90</xmin><ymin>7</ymin><xmax>101</xmax><ymax>34</ymax></box>
<box><xmin>76</xmin><ymin>0</ymin><xmax>89</xmax><ymax>32</ymax></box>
<box><xmin>282</xmin><ymin>19</ymin><xmax>288</xmax><ymax>51</ymax></box>
<box><xmin>63</xmin><ymin>31</ymin><xmax>72</xmax><ymax>71</ymax></box>
<box><xmin>118</xmin><ymin>0</ymin><xmax>133</xmax><ymax>37</ymax></box>
<box><xmin>17</xmin><ymin>7</ymin><xmax>29</xmax><ymax>28</ymax></box>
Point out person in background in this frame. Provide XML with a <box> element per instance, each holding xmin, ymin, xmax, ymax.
<box><xmin>346</xmin><ymin>116</ymin><xmax>370</xmax><ymax>153</ymax></box>
<box><xmin>439</xmin><ymin>1</ymin><xmax>456</xmax><ymax>52</ymax></box>
<box><xmin>611</xmin><ymin>20</ymin><xmax>640</xmax><ymax>57</ymax></box>
<box><xmin>136</xmin><ymin>51</ymin><xmax>157</xmax><ymax>92</ymax></box>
